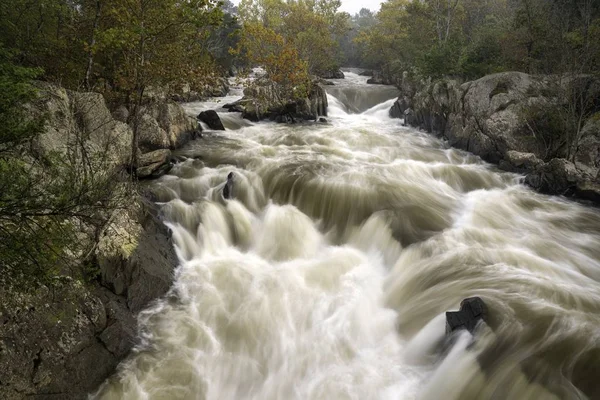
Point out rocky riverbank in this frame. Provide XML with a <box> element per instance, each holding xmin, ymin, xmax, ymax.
<box><xmin>389</xmin><ymin>71</ymin><xmax>600</xmax><ymax>204</ymax></box>
<box><xmin>0</xmin><ymin>83</ymin><xmax>197</xmax><ymax>399</ymax></box>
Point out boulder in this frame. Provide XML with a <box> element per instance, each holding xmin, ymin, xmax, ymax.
<box><xmin>136</xmin><ymin>100</ymin><xmax>196</xmax><ymax>151</ymax></box>
<box><xmin>229</xmin><ymin>79</ymin><xmax>328</xmax><ymax>123</ymax></box>
<box><xmin>367</xmin><ymin>71</ymin><xmax>395</xmax><ymax>85</ymax></box>
<box><xmin>198</xmin><ymin>110</ymin><xmax>225</xmax><ymax>131</ymax></box>
<box><xmin>32</xmin><ymin>83</ymin><xmax>132</xmax><ymax>168</ymax></box>
<box><xmin>0</xmin><ymin>199</ymin><xmax>177</xmax><ymax>399</ymax></box>
<box><xmin>136</xmin><ymin>149</ymin><xmax>173</xmax><ymax>179</ymax></box>
<box><xmin>96</xmin><ymin>201</ymin><xmax>177</xmax><ymax>313</ymax></box>
<box><xmin>320</xmin><ymin>69</ymin><xmax>345</xmax><ymax>79</ymax></box>
<box><xmin>446</xmin><ymin>297</ymin><xmax>489</xmax><ymax>336</ymax></box>
<box><xmin>359</xmin><ymin>70</ymin><xmax>373</xmax><ymax>77</ymax></box>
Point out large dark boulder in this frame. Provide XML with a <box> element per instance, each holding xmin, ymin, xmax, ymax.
<box><xmin>446</xmin><ymin>297</ymin><xmax>489</xmax><ymax>336</ymax></box>
<box><xmin>197</xmin><ymin>110</ymin><xmax>225</xmax><ymax>131</ymax></box>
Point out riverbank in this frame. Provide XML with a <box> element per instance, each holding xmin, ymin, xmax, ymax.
<box><xmin>0</xmin><ymin>83</ymin><xmax>192</xmax><ymax>399</ymax></box>
<box><xmin>388</xmin><ymin>71</ymin><xmax>600</xmax><ymax>205</ymax></box>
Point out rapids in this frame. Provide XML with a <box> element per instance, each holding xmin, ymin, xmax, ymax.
<box><xmin>94</xmin><ymin>72</ymin><xmax>600</xmax><ymax>400</ymax></box>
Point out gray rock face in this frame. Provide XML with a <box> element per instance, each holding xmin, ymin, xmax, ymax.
<box><xmin>391</xmin><ymin>72</ymin><xmax>600</xmax><ymax>203</ymax></box>
<box><xmin>170</xmin><ymin>78</ymin><xmax>230</xmax><ymax>102</ymax></box>
<box><xmin>32</xmin><ymin>83</ymin><xmax>132</xmax><ymax>169</ymax></box>
<box><xmin>137</xmin><ymin>149</ymin><xmax>173</xmax><ymax>179</ymax></box>
<box><xmin>228</xmin><ymin>80</ymin><xmax>328</xmax><ymax>123</ymax></box>
<box><xmin>0</xmin><ymin>84</ymin><xmax>180</xmax><ymax>398</ymax></box>
<box><xmin>367</xmin><ymin>71</ymin><xmax>396</xmax><ymax>85</ymax></box>
<box><xmin>136</xmin><ymin>100</ymin><xmax>197</xmax><ymax>152</ymax></box>
<box><xmin>0</xmin><ymin>200</ymin><xmax>176</xmax><ymax>399</ymax></box>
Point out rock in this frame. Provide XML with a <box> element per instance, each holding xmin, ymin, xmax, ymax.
<box><xmin>223</xmin><ymin>101</ymin><xmax>245</xmax><ymax>113</ymax></box>
<box><xmin>359</xmin><ymin>70</ymin><xmax>373</xmax><ymax>76</ymax></box>
<box><xmin>223</xmin><ymin>172</ymin><xmax>234</xmax><ymax>200</ymax></box>
<box><xmin>96</xmin><ymin>200</ymin><xmax>177</xmax><ymax>313</ymax></box>
<box><xmin>525</xmin><ymin>158</ymin><xmax>595</xmax><ymax>197</ymax></box>
<box><xmin>112</xmin><ymin>105</ymin><xmax>129</xmax><ymax>123</ymax></box>
<box><xmin>446</xmin><ymin>297</ymin><xmax>489</xmax><ymax>336</ymax></box>
<box><xmin>315</xmin><ymin>78</ymin><xmax>335</xmax><ymax>86</ymax></box>
<box><xmin>0</xmin><ymin>280</ymin><xmax>114</xmax><ymax>399</ymax></box>
<box><xmin>136</xmin><ymin>149</ymin><xmax>173</xmax><ymax>179</ymax></box>
<box><xmin>197</xmin><ymin>110</ymin><xmax>225</xmax><ymax>131</ymax></box>
<box><xmin>136</xmin><ymin>100</ymin><xmax>196</xmax><ymax>151</ymax></box>
<box><xmin>231</xmin><ymin>79</ymin><xmax>328</xmax><ymax>123</ymax></box>
<box><xmin>318</xmin><ymin>117</ymin><xmax>328</xmax><ymax>123</ymax></box>
<box><xmin>500</xmin><ymin>151</ymin><xmax>543</xmax><ymax>173</ymax></box>
<box><xmin>32</xmin><ymin>83</ymin><xmax>133</xmax><ymax>168</ymax></box>
<box><xmin>392</xmin><ymin>71</ymin><xmax>600</xmax><ymax>203</ymax></box>
<box><xmin>320</xmin><ymin>69</ymin><xmax>345</xmax><ymax>79</ymax></box>
<box><xmin>367</xmin><ymin>71</ymin><xmax>395</xmax><ymax>85</ymax></box>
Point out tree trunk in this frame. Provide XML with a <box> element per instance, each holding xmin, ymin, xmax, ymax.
<box><xmin>85</xmin><ymin>0</ymin><xmax>102</xmax><ymax>90</ymax></box>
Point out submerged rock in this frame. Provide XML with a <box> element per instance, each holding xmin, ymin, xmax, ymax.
<box><xmin>223</xmin><ymin>172</ymin><xmax>234</xmax><ymax>199</ymax></box>
<box><xmin>197</xmin><ymin>110</ymin><xmax>225</xmax><ymax>131</ymax></box>
<box><xmin>446</xmin><ymin>297</ymin><xmax>489</xmax><ymax>336</ymax></box>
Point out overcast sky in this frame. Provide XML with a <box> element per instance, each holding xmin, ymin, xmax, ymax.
<box><xmin>230</xmin><ymin>0</ymin><xmax>383</xmax><ymax>16</ymax></box>
<box><xmin>338</xmin><ymin>0</ymin><xmax>383</xmax><ymax>15</ymax></box>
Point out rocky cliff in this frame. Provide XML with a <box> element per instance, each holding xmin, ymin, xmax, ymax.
<box><xmin>390</xmin><ymin>72</ymin><xmax>600</xmax><ymax>203</ymax></box>
<box><xmin>0</xmin><ymin>84</ymin><xmax>187</xmax><ymax>399</ymax></box>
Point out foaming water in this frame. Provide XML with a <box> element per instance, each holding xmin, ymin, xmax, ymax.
<box><xmin>94</xmin><ymin>76</ymin><xmax>600</xmax><ymax>400</ymax></box>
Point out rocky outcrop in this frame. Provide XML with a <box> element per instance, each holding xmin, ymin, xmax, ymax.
<box><xmin>31</xmin><ymin>83</ymin><xmax>133</xmax><ymax>169</ymax></box>
<box><xmin>390</xmin><ymin>72</ymin><xmax>600</xmax><ymax>203</ymax></box>
<box><xmin>0</xmin><ymin>83</ymin><xmax>179</xmax><ymax>399</ymax></box>
<box><xmin>0</xmin><ymin>201</ymin><xmax>177</xmax><ymax>400</ymax></box>
<box><xmin>227</xmin><ymin>79</ymin><xmax>328</xmax><ymax>123</ymax></box>
<box><xmin>367</xmin><ymin>70</ymin><xmax>396</xmax><ymax>85</ymax></box>
<box><xmin>320</xmin><ymin>69</ymin><xmax>345</xmax><ymax>79</ymax></box>
<box><xmin>197</xmin><ymin>110</ymin><xmax>225</xmax><ymax>131</ymax></box>
<box><xmin>136</xmin><ymin>100</ymin><xmax>197</xmax><ymax>152</ymax></box>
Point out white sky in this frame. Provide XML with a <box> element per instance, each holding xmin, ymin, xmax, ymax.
<box><xmin>338</xmin><ymin>0</ymin><xmax>383</xmax><ymax>15</ymax></box>
<box><xmin>230</xmin><ymin>0</ymin><xmax>383</xmax><ymax>16</ymax></box>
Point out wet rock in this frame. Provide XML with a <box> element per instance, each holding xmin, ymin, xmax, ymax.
<box><xmin>96</xmin><ymin>200</ymin><xmax>177</xmax><ymax>313</ymax></box>
<box><xmin>525</xmin><ymin>158</ymin><xmax>596</xmax><ymax>197</ymax></box>
<box><xmin>318</xmin><ymin>117</ymin><xmax>328</xmax><ymax>123</ymax></box>
<box><xmin>136</xmin><ymin>149</ymin><xmax>173</xmax><ymax>179</ymax></box>
<box><xmin>446</xmin><ymin>297</ymin><xmax>489</xmax><ymax>336</ymax></box>
<box><xmin>197</xmin><ymin>110</ymin><xmax>225</xmax><ymax>131</ymax></box>
<box><xmin>392</xmin><ymin>71</ymin><xmax>600</xmax><ymax>203</ymax></box>
<box><xmin>223</xmin><ymin>172</ymin><xmax>234</xmax><ymax>200</ymax></box>
<box><xmin>231</xmin><ymin>79</ymin><xmax>328</xmax><ymax>123</ymax></box>
<box><xmin>320</xmin><ymin>69</ymin><xmax>345</xmax><ymax>79</ymax></box>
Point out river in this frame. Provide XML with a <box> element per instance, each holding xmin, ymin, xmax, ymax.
<box><xmin>94</xmin><ymin>72</ymin><xmax>600</xmax><ymax>400</ymax></box>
